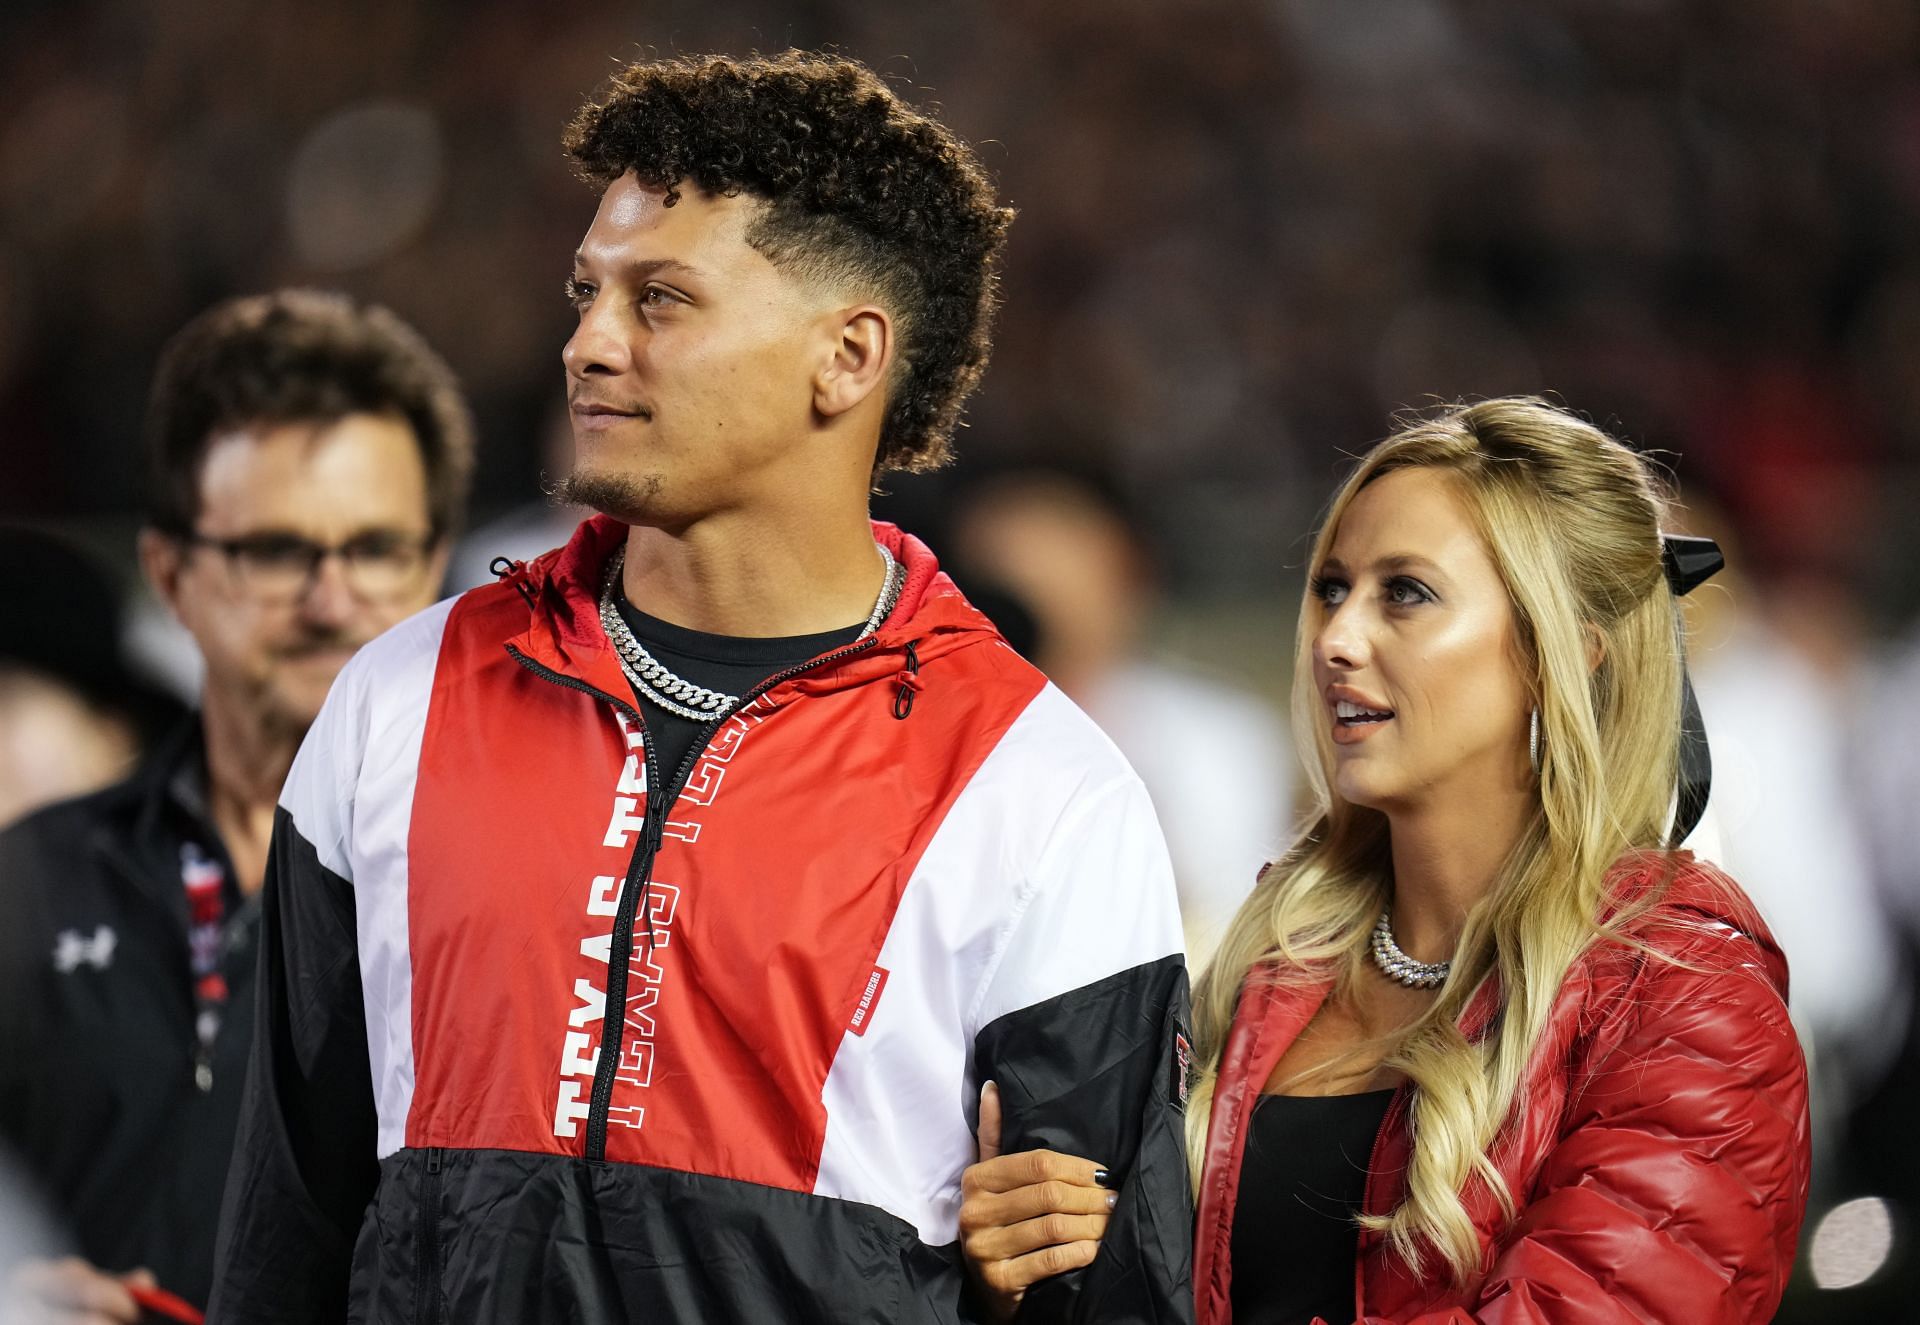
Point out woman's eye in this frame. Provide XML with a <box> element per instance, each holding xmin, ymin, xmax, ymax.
<box><xmin>563</xmin><ymin>278</ymin><xmax>593</xmax><ymax>309</ymax></box>
<box><xmin>639</xmin><ymin>286</ymin><xmax>674</xmax><ymax>309</ymax></box>
<box><xmin>1309</xmin><ymin>575</ymin><xmax>1349</xmax><ymax>605</ymax></box>
<box><xmin>1385</xmin><ymin>577</ymin><xmax>1432</xmax><ymax>605</ymax></box>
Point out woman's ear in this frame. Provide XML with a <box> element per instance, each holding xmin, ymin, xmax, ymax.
<box><xmin>1584</xmin><ymin>622</ymin><xmax>1607</xmax><ymax>673</ymax></box>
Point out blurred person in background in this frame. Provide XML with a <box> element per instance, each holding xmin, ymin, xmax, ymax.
<box><xmin>0</xmin><ymin>529</ymin><xmax>185</xmax><ymax>831</ymax></box>
<box><xmin>952</xmin><ymin>470</ymin><xmax>1292</xmax><ymax>964</ymax></box>
<box><xmin>959</xmin><ymin>399</ymin><xmax>1809</xmax><ymax>1324</ymax></box>
<box><xmin>1675</xmin><ymin>493</ymin><xmax>1903</xmax><ymax>1157</ymax></box>
<box><xmin>209</xmin><ymin>50</ymin><xmax>1190</xmax><ymax>1325</ymax></box>
<box><xmin>0</xmin><ymin>288</ymin><xmax>473</xmax><ymax>1322</ymax></box>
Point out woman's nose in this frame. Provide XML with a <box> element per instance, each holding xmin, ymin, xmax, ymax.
<box><xmin>1314</xmin><ymin>603</ymin><xmax>1369</xmax><ymax>672</ymax></box>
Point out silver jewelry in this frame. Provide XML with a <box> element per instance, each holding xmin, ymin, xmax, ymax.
<box><xmin>598</xmin><ymin>543</ymin><xmax>904</xmax><ymax>722</ymax></box>
<box><xmin>857</xmin><ymin>543</ymin><xmax>906</xmax><ymax>637</ymax></box>
<box><xmin>1369</xmin><ymin>909</ymin><xmax>1450</xmax><ymax>989</ymax></box>
<box><xmin>1528</xmin><ymin>706</ymin><xmax>1541</xmax><ymax>775</ymax></box>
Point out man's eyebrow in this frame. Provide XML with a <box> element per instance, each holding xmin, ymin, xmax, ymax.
<box><xmin>571</xmin><ymin>251</ymin><xmax>711</xmax><ymax>282</ymax></box>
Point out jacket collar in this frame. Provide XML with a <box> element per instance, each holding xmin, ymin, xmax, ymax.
<box><xmin>82</xmin><ymin>717</ymin><xmax>231</xmax><ymax>919</ymax></box>
<box><xmin>498</xmin><ymin>514</ymin><xmax>1003</xmax><ymax>704</ymax></box>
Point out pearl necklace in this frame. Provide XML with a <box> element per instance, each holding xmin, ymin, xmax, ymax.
<box><xmin>1369</xmin><ymin>910</ymin><xmax>1451</xmax><ymax>990</ymax></box>
<box><xmin>597</xmin><ymin>544</ymin><xmax>905</xmax><ymax>722</ymax></box>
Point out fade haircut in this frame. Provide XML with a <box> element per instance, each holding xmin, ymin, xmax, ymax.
<box><xmin>563</xmin><ymin>50</ymin><xmax>1015</xmax><ymax>476</ymax></box>
<box><xmin>144</xmin><ymin>289</ymin><xmax>476</xmax><ymax>539</ymax></box>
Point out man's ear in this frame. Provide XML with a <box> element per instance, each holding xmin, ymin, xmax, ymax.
<box><xmin>813</xmin><ymin>305</ymin><xmax>893</xmax><ymax>421</ymax></box>
<box><xmin>137</xmin><ymin>528</ymin><xmax>187</xmax><ymax>622</ymax></box>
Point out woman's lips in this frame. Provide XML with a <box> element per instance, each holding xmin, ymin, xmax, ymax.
<box><xmin>1326</xmin><ymin>688</ymin><xmax>1394</xmax><ymax>745</ymax></box>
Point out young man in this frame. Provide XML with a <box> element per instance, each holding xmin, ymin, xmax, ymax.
<box><xmin>211</xmin><ymin>53</ymin><xmax>1191</xmax><ymax>1323</ymax></box>
<box><xmin>0</xmin><ymin>290</ymin><xmax>473</xmax><ymax>1321</ymax></box>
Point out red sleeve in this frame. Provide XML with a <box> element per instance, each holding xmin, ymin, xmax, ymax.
<box><xmin>1361</xmin><ymin>929</ymin><xmax>1811</xmax><ymax>1324</ymax></box>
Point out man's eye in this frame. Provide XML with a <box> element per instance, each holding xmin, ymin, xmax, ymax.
<box><xmin>343</xmin><ymin>533</ymin><xmax>409</xmax><ymax>563</ymax></box>
<box><xmin>238</xmin><ymin>538</ymin><xmax>316</xmax><ymax>571</ymax></box>
<box><xmin>639</xmin><ymin>286</ymin><xmax>673</xmax><ymax>308</ymax></box>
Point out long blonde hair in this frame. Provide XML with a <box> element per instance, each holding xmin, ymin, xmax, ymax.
<box><xmin>1189</xmin><ymin>397</ymin><xmax>1686</xmax><ymax>1283</ymax></box>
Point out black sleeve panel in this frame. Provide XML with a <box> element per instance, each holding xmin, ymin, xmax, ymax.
<box><xmin>207</xmin><ymin>808</ymin><xmax>378</xmax><ymax>1324</ymax></box>
<box><xmin>973</xmin><ymin>954</ymin><xmax>1195</xmax><ymax>1325</ymax></box>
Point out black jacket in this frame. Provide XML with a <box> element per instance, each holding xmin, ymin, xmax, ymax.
<box><xmin>0</xmin><ymin>723</ymin><xmax>258</xmax><ymax>1312</ymax></box>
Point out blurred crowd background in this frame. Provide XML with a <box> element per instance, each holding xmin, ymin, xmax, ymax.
<box><xmin>3</xmin><ymin>0</ymin><xmax>1919</xmax><ymax>1316</ymax></box>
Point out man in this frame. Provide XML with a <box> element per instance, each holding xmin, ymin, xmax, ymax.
<box><xmin>0</xmin><ymin>289</ymin><xmax>473</xmax><ymax>1321</ymax></box>
<box><xmin>211</xmin><ymin>52</ymin><xmax>1192</xmax><ymax>1323</ymax></box>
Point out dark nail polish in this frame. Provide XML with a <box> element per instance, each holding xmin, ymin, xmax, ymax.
<box><xmin>1092</xmin><ymin>1168</ymin><xmax>1112</xmax><ymax>1188</ymax></box>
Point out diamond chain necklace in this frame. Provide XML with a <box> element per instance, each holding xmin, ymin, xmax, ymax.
<box><xmin>1368</xmin><ymin>909</ymin><xmax>1452</xmax><ymax>990</ymax></box>
<box><xmin>598</xmin><ymin>543</ymin><xmax>904</xmax><ymax>723</ymax></box>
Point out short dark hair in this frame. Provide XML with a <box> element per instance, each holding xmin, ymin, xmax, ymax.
<box><xmin>563</xmin><ymin>50</ymin><xmax>1015</xmax><ymax>476</ymax></box>
<box><xmin>144</xmin><ymin>289</ymin><xmax>475</xmax><ymax>539</ymax></box>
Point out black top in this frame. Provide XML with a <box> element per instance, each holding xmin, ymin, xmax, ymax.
<box><xmin>613</xmin><ymin>597</ymin><xmax>867</xmax><ymax>780</ymax></box>
<box><xmin>1229</xmin><ymin>1089</ymin><xmax>1396</xmax><ymax>1325</ymax></box>
<box><xmin>0</xmin><ymin>720</ymin><xmax>258</xmax><ymax>1310</ymax></box>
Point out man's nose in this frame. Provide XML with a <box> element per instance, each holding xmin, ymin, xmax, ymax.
<box><xmin>563</xmin><ymin>301</ymin><xmax>634</xmax><ymax>381</ymax></box>
<box><xmin>297</xmin><ymin>551</ymin><xmax>358</xmax><ymax>628</ymax></box>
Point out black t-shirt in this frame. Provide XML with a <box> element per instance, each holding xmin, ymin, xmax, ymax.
<box><xmin>613</xmin><ymin>596</ymin><xmax>867</xmax><ymax>783</ymax></box>
<box><xmin>1229</xmin><ymin>1088</ymin><xmax>1395</xmax><ymax>1325</ymax></box>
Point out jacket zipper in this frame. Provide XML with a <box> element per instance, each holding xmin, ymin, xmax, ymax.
<box><xmin>414</xmin><ymin>1146</ymin><xmax>444</xmax><ymax>1325</ymax></box>
<box><xmin>506</xmin><ymin>635</ymin><xmax>883</xmax><ymax>1161</ymax></box>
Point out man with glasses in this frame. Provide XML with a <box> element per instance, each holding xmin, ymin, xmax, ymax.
<box><xmin>0</xmin><ymin>289</ymin><xmax>472</xmax><ymax>1322</ymax></box>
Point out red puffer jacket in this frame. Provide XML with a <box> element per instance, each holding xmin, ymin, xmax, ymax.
<box><xmin>1193</xmin><ymin>852</ymin><xmax>1810</xmax><ymax>1324</ymax></box>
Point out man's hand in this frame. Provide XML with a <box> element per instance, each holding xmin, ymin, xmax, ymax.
<box><xmin>958</xmin><ymin>1080</ymin><xmax>1114</xmax><ymax>1322</ymax></box>
<box><xmin>2</xmin><ymin>1258</ymin><xmax>152</xmax><ymax>1325</ymax></box>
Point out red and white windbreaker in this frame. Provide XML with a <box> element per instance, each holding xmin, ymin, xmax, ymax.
<box><xmin>208</xmin><ymin>516</ymin><xmax>1194</xmax><ymax>1325</ymax></box>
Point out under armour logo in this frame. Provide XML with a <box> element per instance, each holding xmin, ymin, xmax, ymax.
<box><xmin>53</xmin><ymin>926</ymin><xmax>117</xmax><ymax>973</ymax></box>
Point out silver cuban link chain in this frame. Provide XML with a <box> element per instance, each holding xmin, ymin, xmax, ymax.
<box><xmin>597</xmin><ymin>543</ymin><xmax>905</xmax><ymax>723</ymax></box>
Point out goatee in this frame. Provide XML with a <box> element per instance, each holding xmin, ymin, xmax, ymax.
<box><xmin>550</xmin><ymin>469</ymin><xmax>664</xmax><ymax>525</ymax></box>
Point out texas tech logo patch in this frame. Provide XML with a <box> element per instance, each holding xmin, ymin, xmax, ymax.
<box><xmin>1172</xmin><ymin>1024</ymin><xmax>1193</xmax><ymax>1109</ymax></box>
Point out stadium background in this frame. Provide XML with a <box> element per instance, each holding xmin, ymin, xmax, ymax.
<box><xmin>3</xmin><ymin>1</ymin><xmax>1918</xmax><ymax>1316</ymax></box>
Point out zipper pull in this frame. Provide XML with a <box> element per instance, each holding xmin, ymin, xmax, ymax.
<box><xmin>893</xmin><ymin>639</ymin><xmax>922</xmax><ymax>721</ymax></box>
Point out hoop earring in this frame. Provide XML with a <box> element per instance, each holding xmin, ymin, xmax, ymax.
<box><xmin>1528</xmin><ymin>707</ymin><xmax>1542</xmax><ymax>775</ymax></box>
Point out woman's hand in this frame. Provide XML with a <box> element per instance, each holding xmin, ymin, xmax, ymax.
<box><xmin>958</xmin><ymin>1080</ymin><xmax>1115</xmax><ymax>1322</ymax></box>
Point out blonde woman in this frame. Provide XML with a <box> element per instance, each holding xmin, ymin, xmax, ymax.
<box><xmin>959</xmin><ymin>398</ymin><xmax>1810</xmax><ymax>1324</ymax></box>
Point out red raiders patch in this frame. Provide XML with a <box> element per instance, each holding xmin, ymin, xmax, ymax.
<box><xmin>849</xmin><ymin>966</ymin><xmax>890</xmax><ymax>1036</ymax></box>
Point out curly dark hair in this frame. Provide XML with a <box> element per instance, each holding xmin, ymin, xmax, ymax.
<box><xmin>563</xmin><ymin>50</ymin><xmax>1014</xmax><ymax>476</ymax></box>
<box><xmin>144</xmin><ymin>289</ymin><xmax>475</xmax><ymax>539</ymax></box>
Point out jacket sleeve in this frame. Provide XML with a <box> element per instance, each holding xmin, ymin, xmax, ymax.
<box><xmin>1363</xmin><ymin>935</ymin><xmax>1811</xmax><ymax>1325</ymax></box>
<box><xmin>970</xmin><ymin>772</ymin><xmax>1195</xmax><ymax>1325</ymax></box>
<box><xmin>207</xmin><ymin>677</ymin><xmax>381</xmax><ymax>1322</ymax></box>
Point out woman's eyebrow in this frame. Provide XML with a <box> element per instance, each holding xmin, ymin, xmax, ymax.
<box><xmin>1319</xmin><ymin>553</ymin><xmax>1446</xmax><ymax>576</ymax></box>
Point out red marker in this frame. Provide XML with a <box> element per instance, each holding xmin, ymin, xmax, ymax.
<box><xmin>128</xmin><ymin>1282</ymin><xmax>206</xmax><ymax>1325</ymax></box>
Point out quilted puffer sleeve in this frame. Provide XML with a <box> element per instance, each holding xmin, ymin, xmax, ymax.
<box><xmin>1365</xmin><ymin>922</ymin><xmax>1811</xmax><ymax>1325</ymax></box>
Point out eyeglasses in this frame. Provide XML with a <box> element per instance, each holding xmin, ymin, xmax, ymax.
<box><xmin>184</xmin><ymin>529</ymin><xmax>436</xmax><ymax>602</ymax></box>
